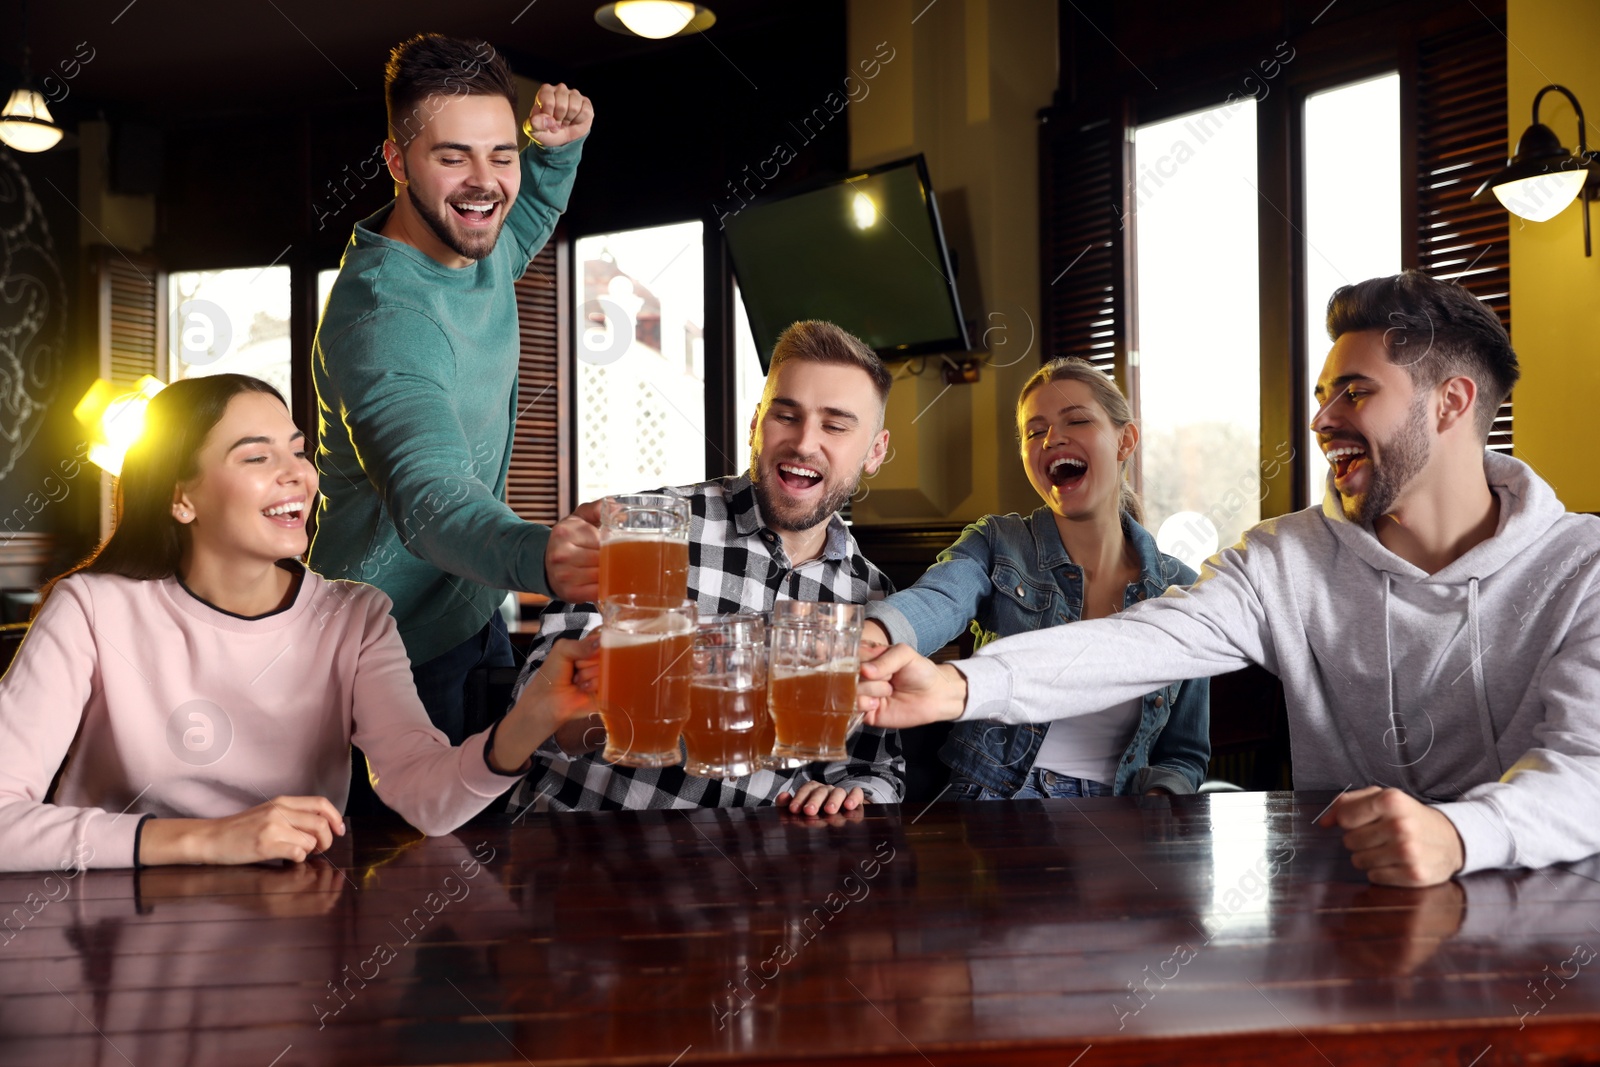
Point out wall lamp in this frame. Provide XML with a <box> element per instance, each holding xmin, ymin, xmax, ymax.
<box><xmin>74</xmin><ymin>376</ymin><xmax>166</xmax><ymax>476</ymax></box>
<box><xmin>1473</xmin><ymin>84</ymin><xmax>1600</xmax><ymax>256</ymax></box>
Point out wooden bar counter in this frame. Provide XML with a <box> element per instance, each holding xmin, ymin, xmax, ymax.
<box><xmin>2</xmin><ymin>792</ymin><xmax>1597</xmax><ymax>1065</ymax></box>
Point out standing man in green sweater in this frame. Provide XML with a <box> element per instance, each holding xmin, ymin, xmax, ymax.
<box><xmin>311</xmin><ymin>34</ymin><xmax>595</xmax><ymax>744</ymax></box>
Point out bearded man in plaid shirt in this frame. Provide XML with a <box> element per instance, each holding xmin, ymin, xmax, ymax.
<box><xmin>510</xmin><ymin>320</ymin><xmax>905</xmax><ymax>816</ymax></box>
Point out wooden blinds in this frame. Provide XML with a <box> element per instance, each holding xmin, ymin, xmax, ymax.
<box><xmin>1414</xmin><ymin>20</ymin><xmax>1513</xmax><ymax>453</ymax></box>
<box><xmin>506</xmin><ymin>235</ymin><xmax>571</xmax><ymax>525</ymax></box>
<box><xmin>96</xmin><ymin>248</ymin><xmax>164</xmax><ymax>387</ymax></box>
<box><xmin>91</xmin><ymin>247</ymin><xmax>164</xmax><ymax>540</ymax></box>
<box><xmin>1038</xmin><ymin>103</ymin><xmax>1135</xmax><ymax>388</ymax></box>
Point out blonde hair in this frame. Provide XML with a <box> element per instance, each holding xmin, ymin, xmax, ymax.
<box><xmin>1016</xmin><ymin>357</ymin><xmax>1143</xmax><ymax>524</ymax></box>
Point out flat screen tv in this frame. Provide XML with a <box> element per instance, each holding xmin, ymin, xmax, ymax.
<box><xmin>724</xmin><ymin>154</ymin><xmax>969</xmax><ymax>369</ymax></box>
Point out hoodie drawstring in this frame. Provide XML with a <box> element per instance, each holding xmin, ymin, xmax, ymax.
<box><xmin>1467</xmin><ymin>576</ymin><xmax>1501</xmax><ymax>775</ymax></box>
<box><xmin>1383</xmin><ymin>574</ymin><xmax>1401</xmax><ymax>775</ymax></box>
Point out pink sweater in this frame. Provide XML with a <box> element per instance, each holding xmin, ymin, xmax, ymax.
<box><xmin>0</xmin><ymin>569</ymin><xmax>517</xmax><ymax>871</ymax></box>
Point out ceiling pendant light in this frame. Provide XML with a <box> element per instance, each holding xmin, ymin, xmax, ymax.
<box><xmin>595</xmin><ymin>2</ymin><xmax>716</xmax><ymax>40</ymax></box>
<box><xmin>0</xmin><ymin>84</ymin><xmax>64</xmax><ymax>153</ymax></box>
<box><xmin>0</xmin><ymin>17</ymin><xmax>64</xmax><ymax>155</ymax></box>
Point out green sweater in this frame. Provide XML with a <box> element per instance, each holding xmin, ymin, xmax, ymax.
<box><xmin>309</xmin><ymin>140</ymin><xmax>581</xmax><ymax>664</ymax></box>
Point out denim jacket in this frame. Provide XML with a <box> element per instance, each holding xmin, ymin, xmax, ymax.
<box><xmin>866</xmin><ymin>508</ymin><xmax>1209</xmax><ymax>796</ymax></box>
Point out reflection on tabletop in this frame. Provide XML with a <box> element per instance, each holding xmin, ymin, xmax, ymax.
<box><xmin>4</xmin><ymin>794</ymin><xmax>1599</xmax><ymax>1066</ymax></box>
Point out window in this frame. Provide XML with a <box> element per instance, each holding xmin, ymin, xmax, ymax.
<box><xmin>1040</xmin><ymin>14</ymin><xmax>1508</xmax><ymax>540</ymax></box>
<box><xmin>1133</xmin><ymin>99</ymin><xmax>1261</xmax><ymax>570</ymax></box>
<box><xmin>167</xmin><ymin>267</ymin><xmax>292</xmax><ymax>402</ymax></box>
<box><xmin>573</xmin><ymin>222</ymin><xmax>706</xmax><ymax>501</ymax></box>
<box><xmin>732</xmin><ymin>278</ymin><xmax>768</xmax><ymax>441</ymax></box>
<box><xmin>317</xmin><ymin>268</ymin><xmax>339</xmax><ymax>327</ymax></box>
<box><xmin>1302</xmin><ymin>73</ymin><xmax>1401</xmax><ymax>507</ymax></box>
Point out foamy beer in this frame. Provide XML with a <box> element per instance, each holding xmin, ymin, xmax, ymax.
<box><xmin>683</xmin><ymin>614</ymin><xmax>769</xmax><ymax>778</ymax></box>
<box><xmin>599</xmin><ymin>494</ymin><xmax>691</xmax><ymax>601</ymax></box>
<box><xmin>766</xmin><ymin>601</ymin><xmax>863</xmax><ymax>764</ymax></box>
<box><xmin>597</xmin><ymin>595</ymin><xmax>696</xmax><ymax>767</ymax></box>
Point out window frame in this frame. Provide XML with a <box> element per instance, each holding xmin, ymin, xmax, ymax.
<box><xmin>564</xmin><ymin>215</ymin><xmax>741</xmax><ymax>506</ymax></box>
<box><xmin>1079</xmin><ymin>16</ymin><xmax>1509</xmax><ymax>519</ymax></box>
<box><xmin>1287</xmin><ymin>60</ymin><xmax>1407</xmax><ymax>511</ymax></box>
<box><xmin>1126</xmin><ymin>93</ymin><xmax>1267</xmax><ymax>547</ymax></box>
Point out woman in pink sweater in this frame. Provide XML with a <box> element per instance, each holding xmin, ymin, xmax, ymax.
<box><xmin>0</xmin><ymin>374</ymin><xmax>594</xmax><ymax>871</ymax></box>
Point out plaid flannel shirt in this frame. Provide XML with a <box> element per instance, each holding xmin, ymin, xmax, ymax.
<box><xmin>508</xmin><ymin>474</ymin><xmax>905</xmax><ymax>812</ymax></box>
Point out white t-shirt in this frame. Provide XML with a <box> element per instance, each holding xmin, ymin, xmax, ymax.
<box><xmin>1030</xmin><ymin>695</ymin><xmax>1142</xmax><ymax>786</ymax></box>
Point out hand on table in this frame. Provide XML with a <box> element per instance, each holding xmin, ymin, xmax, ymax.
<box><xmin>544</xmin><ymin>499</ymin><xmax>600</xmax><ymax>603</ymax></box>
<box><xmin>857</xmin><ymin>642</ymin><xmax>968</xmax><ymax>729</ymax></box>
<box><xmin>1317</xmin><ymin>786</ymin><xmax>1465</xmax><ymax>887</ymax></box>
<box><xmin>777</xmin><ymin>780</ymin><xmax>866</xmax><ymax>817</ymax></box>
<box><xmin>140</xmin><ymin>795</ymin><xmax>345</xmax><ymax>866</ymax></box>
<box><xmin>525</xmin><ymin>82</ymin><xmax>594</xmax><ymax>147</ymax></box>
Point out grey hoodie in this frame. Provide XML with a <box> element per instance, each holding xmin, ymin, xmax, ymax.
<box><xmin>957</xmin><ymin>452</ymin><xmax>1600</xmax><ymax>875</ymax></box>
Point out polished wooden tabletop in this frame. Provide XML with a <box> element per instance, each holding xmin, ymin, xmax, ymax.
<box><xmin>3</xmin><ymin>791</ymin><xmax>1598</xmax><ymax>1066</ymax></box>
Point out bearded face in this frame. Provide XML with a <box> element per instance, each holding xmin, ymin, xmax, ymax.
<box><xmin>1315</xmin><ymin>330</ymin><xmax>1438</xmax><ymax>526</ymax></box>
<box><xmin>748</xmin><ymin>361</ymin><xmax>887</xmax><ymax>538</ymax></box>
<box><xmin>387</xmin><ymin>93</ymin><xmax>521</xmax><ymax>265</ymax></box>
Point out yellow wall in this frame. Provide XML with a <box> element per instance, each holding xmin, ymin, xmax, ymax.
<box><xmin>847</xmin><ymin>0</ymin><xmax>1057</xmax><ymax>523</ymax></box>
<box><xmin>1507</xmin><ymin>0</ymin><xmax>1600</xmax><ymax>512</ymax></box>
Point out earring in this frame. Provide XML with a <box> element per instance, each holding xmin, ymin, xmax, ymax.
<box><xmin>174</xmin><ymin>507</ymin><xmax>191</xmax><ymax>522</ymax></box>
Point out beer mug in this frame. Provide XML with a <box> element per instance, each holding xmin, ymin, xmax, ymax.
<box><xmin>766</xmin><ymin>601</ymin><xmax>863</xmax><ymax>764</ymax></box>
<box><xmin>683</xmin><ymin>614</ymin><xmax>770</xmax><ymax>778</ymax></box>
<box><xmin>597</xmin><ymin>595</ymin><xmax>696</xmax><ymax>767</ymax></box>
<box><xmin>598</xmin><ymin>493</ymin><xmax>691</xmax><ymax>602</ymax></box>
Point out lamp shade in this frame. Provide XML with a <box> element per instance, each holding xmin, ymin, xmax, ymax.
<box><xmin>595</xmin><ymin>1</ymin><xmax>716</xmax><ymax>38</ymax></box>
<box><xmin>0</xmin><ymin>86</ymin><xmax>64</xmax><ymax>152</ymax></box>
<box><xmin>1492</xmin><ymin>170</ymin><xmax>1587</xmax><ymax>223</ymax></box>
<box><xmin>1506</xmin><ymin>120</ymin><xmax>1570</xmax><ymax>170</ymax></box>
<box><xmin>74</xmin><ymin>376</ymin><xmax>167</xmax><ymax>476</ymax></box>
<box><xmin>615</xmin><ymin>1</ymin><xmax>693</xmax><ymax>37</ymax></box>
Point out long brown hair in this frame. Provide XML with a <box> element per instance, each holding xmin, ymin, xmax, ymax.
<box><xmin>1017</xmin><ymin>357</ymin><xmax>1143</xmax><ymax>524</ymax></box>
<box><xmin>37</xmin><ymin>374</ymin><xmax>288</xmax><ymax>611</ymax></box>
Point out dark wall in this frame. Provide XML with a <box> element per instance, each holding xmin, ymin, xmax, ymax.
<box><xmin>155</xmin><ymin>98</ymin><xmax>387</xmax><ymax>273</ymax></box>
<box><xmin>1056</xmin><ymin>0</ymin><xmax>1504</xmax><ymax>115</ymax></box>
<box><xmin>138</xmin><ymin>7</ymin><xmax>848</xmax><ymax>484</ymax></box>
<box><xmin>0</xmin><ymin>144</ymin><xmax>96</xmax><ymax>573</ymax></box>
<box><xmin>554</xmin><ymin>3</ymin><xmax>849</xmax><ymax>239</ymax></box>
<box><xmin>151</xmin><ymin>4</ymin><xmax>848</xmax><ymax>272</ymax></box>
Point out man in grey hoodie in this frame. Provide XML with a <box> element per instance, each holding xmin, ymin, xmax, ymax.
<box><xmin>860</xmin><ymin>271</ymin><xmax>1600</xmax><ymax>888</ymax></box>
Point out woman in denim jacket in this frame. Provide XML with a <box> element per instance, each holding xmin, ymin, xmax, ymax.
<box><xmin>863</xmin><ymin>358</ymin><xmax>1209</xmax><ymax>799</ymax></box>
